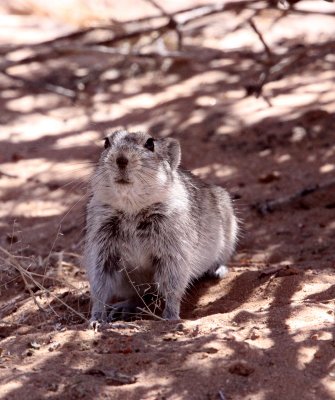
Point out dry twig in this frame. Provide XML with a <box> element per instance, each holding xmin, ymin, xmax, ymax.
<box><xmin>248</xmin><ymin>18</ymin><xmax>273</xmax><ymax>60</ymax></box>
<box><xmin>0</xmin><ymin>246</ymin><xmax>88</xmax><ymax>322</ymax></box>
<box><xmin>1</xmin><ymin>70</ymin><xmax>77</xmax><ymax>99</ymax></box>
<box><xmin>122</xmin><ymin>264</ymin><xmax>165</xmax><ymax>321</ymax></box>
<box><xmin>254</xmin><ymin>178</ymin><xmax>335</xmax><ymax>215</ymax></box>
<box><xmin>0</xmin><ymin>247</ymin><xmax>44</xmax><ymax>312</ymax></box>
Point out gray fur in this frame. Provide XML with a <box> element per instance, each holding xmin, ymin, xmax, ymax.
<box><xmin>83</xmin><ymin>130</ymin><xmax>238</xmax><ymax>324</ymax></box>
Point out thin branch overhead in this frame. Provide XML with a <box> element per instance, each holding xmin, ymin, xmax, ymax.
<box><xmin>1</xmin><ymin>0</ymin><xmax>334</xmax><ymax>99</ymax></box>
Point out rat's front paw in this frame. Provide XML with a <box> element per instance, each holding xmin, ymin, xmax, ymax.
<box><xmin>89</xmin><ymin>311</ymin><xmax>106</xmax><ymax>330</ymax></box>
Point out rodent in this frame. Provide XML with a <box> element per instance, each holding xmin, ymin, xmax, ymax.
<box><xmin>83</xmin><ymin>130</ymin><xmax>238</xmax><ymax>325</ymax></box>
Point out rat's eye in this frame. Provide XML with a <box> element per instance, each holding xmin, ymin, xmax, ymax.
<box><xmin>144</xmin><ymin>137</ymin><xmax>155</xmax><ymax>152</ymax></box>
<box><xmin>104</xmin><ymin>137</ymin><xmax>111</xmax><ymax>149</ymax></box>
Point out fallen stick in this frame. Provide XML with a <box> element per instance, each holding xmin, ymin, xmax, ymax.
<box><xmin>254</xmin><ymin>178</ymin><xmax>335</xmax><ymax>215</ymax></box>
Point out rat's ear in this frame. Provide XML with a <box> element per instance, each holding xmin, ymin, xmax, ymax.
<box><xmin>105</xmin><ymin>129</ymin><xmax>127</xmax><ymax>146</ymax></box>
<box><xmin>166</xmin><ymin>138</ymin><xmax>181</xmax><ymax>170</ymax></box>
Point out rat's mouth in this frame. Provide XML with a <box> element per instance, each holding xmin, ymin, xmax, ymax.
<box><xmin>115</xmin><ymin>178</ymin><xmax>131</xmax><ymax>185</ymax></box>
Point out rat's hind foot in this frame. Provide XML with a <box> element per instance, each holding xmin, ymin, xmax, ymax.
<box><xmin>89</xmin><ymin>318</ymin><xmax>102</xmax><ymax>331</ymax></box>
<box><xmin>107</xmin><ymin>300</ymin><xmax>141</xmax><ymax>322</ymax></box>
<box><xmin>206</xmin><ymin>264</ymin><xmax>229</xmax><ymax>279</ymax></box>
<box><xmin>214</xmin><ymin>265</ymin><xmax>229</xmax><ymax>278</ymax></box>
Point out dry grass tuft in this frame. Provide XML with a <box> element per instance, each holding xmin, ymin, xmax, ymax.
<box><xmin>0</xmin><ymin>246</ymin><xmax>88</xmax><ymax>323</ymax></box>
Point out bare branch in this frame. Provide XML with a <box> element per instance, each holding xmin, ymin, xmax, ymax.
<box><xmin>248</xmin><ymin>18</ymin><xmax>273</xmax><ymax>60</ymax></box>
<box><xmin>1</xmin><ymin>70</ymin><xmax>77</xmax><ymax>99</ymax></box>
<box><xmin>55</xmin><ymin>44</ymin><xmax>193</xmax><ymax>60</ymax></box>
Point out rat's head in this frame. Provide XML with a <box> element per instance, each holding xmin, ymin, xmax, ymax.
<box><xmin>93</xmin><ymin>130</ymin><xmax>181</xmax><ymax>212</ymax></box>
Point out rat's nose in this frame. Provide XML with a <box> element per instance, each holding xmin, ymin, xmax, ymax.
<box><xmin>116</xmin><ymin>156</ymin><xmax>129</xmax><ymax>169</ymax></box>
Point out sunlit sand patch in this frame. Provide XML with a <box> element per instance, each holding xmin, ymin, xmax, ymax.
<box><xmin>195</xmin><ymin>96</ymin><xmax>217</xmax><ymax>107</ymax></box>
<box><xmin>181</xmin><ymin>109</ymin><xmax>207</xmax><ymax>127</ymax></box>
<box><xmin>0</xmin><ymin>159</ymin><xmax>57</xmax><ymax>180</ymax></box>
<box><xmin>7</xmin><ymin>93</ymin><xmax>62</xmax><ymax>113</ymax></box>
<box><xmin>290</xmin><ymin>278</ymin><xmax>335</xmax><ymax>303</ymax></box>
<box><xmin>321</xmin><ymin>373</ymin><xmax>335</xmax><ymax>399</ymax></box>
<box><xmin>0</xmin><ymin>200</ymin><xmax>68</xmax><ymax>218</ymax></box>
<box><xmin>320</xmin><ymin>163</ymin><xmax>335</xmax><ymax>174</ymax></box>
<box><xmin>193</xmin><ymin>163</ymin><xmax>236</xmax><ymax>179</ymax></box>
<box><xmin>287</xmin><ymin>305</ymin><xmax>334</xmax><ymax>339</ymax></box>
<box><xmin>297</xmin><ymin>345</ymin><xmax>319</xmax><ymax>370</ymax></box>
<box><xmin>276</xmin><ymin>154</ymin><xmax>291</xmax><ymax>163</ymax></box>
<box><xmin>118</xmin><ymin>70</ymin><xmax>231</xmax><ymax>112</ymax></box>
<box><xmin>1</xmin><ymin>380</ymin><xmax>23</xmax><ymax>398</ymax></box>
<box><xmin>4</xmin><ymin>115</ymin><xmax>69</xmax><ymax>141</ymax></box>
<box><xmin>54</xmin><ymin>131</ymin><xmax>100</xmax><ymax>149</ymax></box>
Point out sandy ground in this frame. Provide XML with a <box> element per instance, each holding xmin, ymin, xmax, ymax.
<box><xmin>0</xmin><ymin>1</ymin><xmax>335</xmax><ymax>399</ymax></box>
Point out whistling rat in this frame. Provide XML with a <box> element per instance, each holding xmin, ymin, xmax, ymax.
<box><xmin>84</xmin><ymin>130</ymin><xmax>238</xmax><ymax>324</ymax></box>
